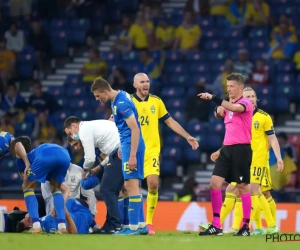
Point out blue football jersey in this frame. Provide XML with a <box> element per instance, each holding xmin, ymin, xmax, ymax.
<box><xmin>111</xmin><ymin>90</ymin><xmax>145</xmax><ymax>151</ymax></box>
<box><xmin>0</xmin><ymin>131</ymin><xmax>14</xmax><ymax>158</ymax></box>
<box><xmin>15</xmin><ymin>143</ymin><xmax>67</xmax><ymax>173</ymax></box>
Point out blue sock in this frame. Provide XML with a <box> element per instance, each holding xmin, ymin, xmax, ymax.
<box><xmin>128</xmin><ymin>195</ymin><xmax>142</xmax><ymax>230</ymax></box>
<box><xmin>91</xmin><ymin>220</ymin><xmax>97</xmax><ymax>228</ymax></box>
<box><xmin>52</xmin><ymin>191</ymin><xmax>66</xmax><ymax>224</ymax></box>
<box><xmin>139</xmin><ymin>194</ymin><xmax>145</xmax><ymax>226</ymax></box>
<box><xmin>118</xmin><ymin>196</ymin><xmax>124</xmax><ymax>224</ymax></box>
<box><xmin>24</xmin><ymin>190</ymin><xmax>39</xmax><ymax>223</ymax></box>
<box><xmin>123</xmin><ymin>197</ymin><xmax>129</xmax><ymax>226</ymax></box>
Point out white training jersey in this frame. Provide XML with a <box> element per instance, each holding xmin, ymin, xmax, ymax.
<box><xmin>78</xmin><ymin>120</ymin><xmax>120</xmax><ymax>170</ymax></box>
<box><xmin>41</xmin><ymin>163</ymin><xmax>97</xmax><ymax>215</ymax></box>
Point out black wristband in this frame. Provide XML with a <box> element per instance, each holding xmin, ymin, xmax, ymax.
<box><xmin>214</xmin><ymin>106</ymin><xmax>219</xmax><ymax>113</ymax></box>
<box><xmin>211</xmin><ymin>95</ymin><xmax>223</xmax><ymax>106</ymax></box>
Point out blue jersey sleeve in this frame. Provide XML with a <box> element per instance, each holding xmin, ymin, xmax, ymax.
<box><xmin>15</xmin><ymin>150</ymin><xmax>34</xmax><ymax>173</ymax></box>
<box><xmin>16</xmin><ymin>158</ymin><xmax>26</xmax><ymax>173</ymax></box>
<box><xmin>117</xmin><ymin>99</ymin><xmax>134</xmax><ymax>119</ymax></box>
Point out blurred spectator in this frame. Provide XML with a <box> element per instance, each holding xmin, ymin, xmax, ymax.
<box><xmin>208</xmin><ymin>59</ymin><xmax>234</xmax><ymax>99</ymax></box>
<box><xmin>234</xmin><ymin>49</ymin><xmax>253</xmax><ymax>81</ymax></box>
<box><xmin>1</xmin><ymin>84</ymin><xmax>25</xmax><ymax>111</ymax></box>
<box><xmin>293</xmin><ymin>51</ymin><xmax>300</xmax><ymax>70</ymax></box>
<box><xmin>209</xmin><ymin>0</ymin><xmax>231</xmax><ymax>16</ymax></box>
<box><xmin>108</xmin><ymin>67</ymin><xmax>135</xmax><ymax>94</ymax></box>
<box><xmin>143</xmin><ymin>4</ymin><xmax>155</xmax><ymax>22</ymax></box>
<box><xmin>28</xmin><ymin>81</ymin><xmax>61</xmax><ymax>114</ymax></box>
<box><xmin>4</xmin><ymin>23</ymin><xmax>24</xmax><ymax>53</ymax></box>
<box><xmin>186</xmin><ymin>85</ymin><xmax>210</xmax><ymax>121</ymax></box>
<box><xmin>268</xmin><ymin>22</ymin><xmax>298</xmax><ymax>60</ymax></box>
<box><xmin>9</xmin><ymin>0</ymin><xmax>31</xmax><ymax>21</ymax></box>
<box><xmin>227</xmin><ymin>0</ymin><xmax>247</xmax><ymax>28</ymax></box>
<box><xmin>32</xmin><ymin>111</ymin><xmax>57</xmax><ymax>145</ymax></box>
<box><xmin>28</xmin><ymin>19</ymin><xmax>51</xmax><ymax>74</ymax></box>
<box><xmin>128</xmin><ymin>10</ymin><xmax>154</xmax><ymax>50</ymax></box>
<box><xmin>173</xmin><ymin>11</ymin><xmax>201</xmax><ymax>52</ymax></box>
<box><xmin>0</xmin><ymin>113</ymin><xmax>15</xmax><ymax>135</ymax></box>
<box><xmin>271</xmin><ymin>14</ymin><xmax>296</xmax><ymax>39</ymax></box>
<box><xmin>137</xmin><ymin>49</ymin><xmax>161</xmax><ymax>81</ymax></box>
<box><xmin>184</xmin><ymin>0</ymin><xmax>210</xmax><ymax>17</ymax></box>
<box><xmin>81</xmin><ymin>47</ymin><xmax>107</xmax><ymax>83</ymax></box>
<box><xmin>0</xmin><ymin>37</ymin><xmax>16</xmax><ymax>92</ymax></box>
<box><xmin>112</xmin><ymin>15</ymin><xmax>132</xmax><ymax>53</ymax></box>
<box><xmin>249</xmin><ymin>59</ymin><xmax>269</xmax><ymax>88</ymax></box>
<box><xmin>155</xmin><ymin>17</ymin><xmax>174</xmax><ymax>50</ymax></box>
<box><xmin>173</xmin><ymin>177</ymin><xmax>198</xmax><ymax>201</ymax></box>
<box><xmin>277</xmin><ymin>132</ymin><xmax>297</xmax><ymax>163</ymax></box>
<box><xmin>244</xmin><ymin>0</ymin><xmax>270</xmax><ymax>27</ymax></box>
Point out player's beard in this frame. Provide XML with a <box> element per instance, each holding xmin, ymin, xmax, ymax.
<box><xmin>139</xmin><ymin>88</ymin><xmax>149</xmax><ymax>97</ymax></box>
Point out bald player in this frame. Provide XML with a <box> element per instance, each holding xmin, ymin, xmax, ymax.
<box><xmin>131</xmin><ymin>73</ymin><xmax>199</xmax><ymax>235</ymax></box>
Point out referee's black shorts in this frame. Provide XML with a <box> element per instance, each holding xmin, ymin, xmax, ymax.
<box><xmin>213</xmin><ymin>144</ymin><xmax>252</xmax><ymax>184</ymax></box>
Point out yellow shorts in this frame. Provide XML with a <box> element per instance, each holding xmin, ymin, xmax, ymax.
<box><xmin>230</xmin><ymin>166</ymin><xmax>273</xmax><ymax>192</ymax></box>
<box><xmin>261</xmin><ymin>166</ymin><xmax>273</xmax><ymax>192</ymax></box>
<box><xmin>144</xmin><ymin>154</ymin><xmax>160</xmax><ymax>178</ymax></box>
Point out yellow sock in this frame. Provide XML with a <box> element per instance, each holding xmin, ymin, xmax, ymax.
<box><xmin>146</xmin><ymin>189</ymin><xmax>158</xmax><ymax>225</ymax></box>
<box><xmin>250</xmin><ymin>193</ymin><xmax>260</xmax><ymax>227</ymax></box>
<box><xmin>259</xmin><ymin>194</ymin><xmax>275</xmax><ymax>228</ymax></box>
<box><xmin>253</xmin><ymin>203</ymin><xmax>263</xmax><ymax>230</ymax></box>
<box><xmin>232</xmin><ymin>198</ymin><xmax>242</xmax><ymax>230</ymax></box>
<box><xmin>267</xmin><ymin>197</ymin><xmax>277</xmax><ymax>223</ymax></box>
<box><xmin>220</xmin><ymin>192</ymin><xmax>236</xmax><ymax>224</ymax></box>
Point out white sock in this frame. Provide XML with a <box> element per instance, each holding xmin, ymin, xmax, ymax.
<box><xmin>138</xmin><ymin>222</ymin><xmax>146</xmax><ymax>228</ymax></box>
<box><xmin>129</xmin><ymin>224</ymin><xmax>138</xmax><ymax>231</ymax></box>
<box><xmin>58</xmin><ymin>223</ymin><xmax>66</xmax><ymax>230</ymax></box>
<box><xmin>32</xmin><ymin>221</ymin><xmax>41</xmax><ymax>229</ymax></box>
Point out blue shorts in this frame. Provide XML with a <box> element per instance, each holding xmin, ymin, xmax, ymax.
<box><xmin>121</xmin><ymin>148</ymin><xmax>144</xmax><ymax>180</ymax></box>
<box><xmin>27</xmin><ymin>147</ymin><xmax>70</xmax><ymax>183</ymax></box>
<box><xmin>66</xmin><ymin>198</ymin><xmax>93</xmax><ymax>234</ymax></box>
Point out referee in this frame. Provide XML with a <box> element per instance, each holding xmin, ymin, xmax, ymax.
<box><xmin>198</xmin><ymin>73</ymin><xmax>253</xmax><ymax>236</ymax></box>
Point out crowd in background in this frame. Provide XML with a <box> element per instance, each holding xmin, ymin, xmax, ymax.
<box><xmin>0</xmin><ymin>0</ymin><xmax>300</xmax><ymax>192</ymax></box>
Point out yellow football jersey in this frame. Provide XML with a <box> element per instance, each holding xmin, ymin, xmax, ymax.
<box><xmin>132</xmin><ymin>93</ymin><xmax>170</xmax><ymax>154</ymax></box>
<box><xmin>251</xmin><ymin>108</ymin><xmax>274</xmax><ymax>167</ymax></box>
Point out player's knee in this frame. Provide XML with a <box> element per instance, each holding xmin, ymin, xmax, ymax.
<box><xmin>237</xmin><ymin>183</ymin><xmax>250</xmax><ymax>195</ymax></box>
<box><xmin>249</xmin><ymin>183</ymin><xmax>260</xmax><ymax>194</ymax></box>
<box><xmin>210</xmin><ymin>176</ymin><xmax>223</xmax><ymax>190</ymax></box>
<box><xmin>147</xmin><ymin>180</ymin><xmax>158</xmax><ymax>190</ymax></box>
<box><xmin>263</xmin><ymin>191</ymin><xmax>271</xmax><ymax>199</ymax></box>
<box><xmin>226</xmin><ymin>183</ymin><xmax>237</xmax><ymax>194</ymax></box>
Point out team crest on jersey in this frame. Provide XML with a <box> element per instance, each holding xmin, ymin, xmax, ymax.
<box><xmin>254</xmin><ymin>121</ymin><xmax>260</xmax><ymax>129</ymax></box>
<box><xmin>150</xmin><ymin>105</ymin><xmax>156</xmax><ymax>114</ymax></box>
<box><xmin>229</xmin><ymin>111</ymin><xmax>233</xmax><ymax>119</ymax></box>
<box><xmin>70</xmin><ymin>175</ymin><xmax>75</xmax><ymax>183</ymax></box>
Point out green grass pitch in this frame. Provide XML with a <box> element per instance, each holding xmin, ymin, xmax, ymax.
<box><xmin>1</xmin><ymin>232</ymin><xmax>300</xmax><ymax>250</ymax></box>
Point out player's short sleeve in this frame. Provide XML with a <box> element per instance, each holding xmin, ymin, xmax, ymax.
<box><xmin>264</xmin><ymin>114</ymin><xmax>275</xmax><ymax>135</ymax></box>
<box><xmin>158</xmin><ymin>98</ymin><xmax>171</xmax><ymax>121</ymax></box>
<box><xmin>16</xmin><ymin>158</ymin><xmax>26</xmax><ymax>173</ymax></box>
<box><xmin>239</xmin><ymin>98</ymin><xmax>252</xmax><ymax>113</ymax></box>
<box><xmin>117</xmin><ymin>100</ymin><xmax>134</xmax><ymax>119</ymax></box>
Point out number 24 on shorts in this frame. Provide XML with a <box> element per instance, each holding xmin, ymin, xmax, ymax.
<box><xmin>152</xmin><ymin>158</ymin><xmax>159</xmax><ymax>168</ymax></box>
